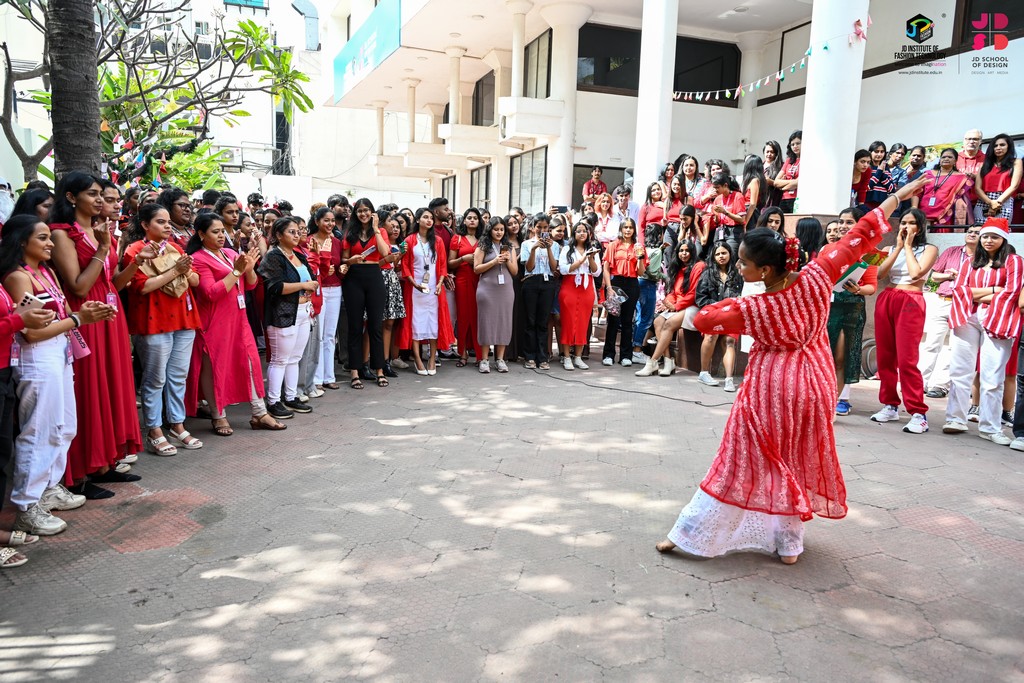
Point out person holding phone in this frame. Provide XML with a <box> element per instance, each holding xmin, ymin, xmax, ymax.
<box><xmin>474</xmin><ymin>216</ymin><xmax>518</xmax><ymax>373</ymax></box>
<box><xmin>601</xmin><ymin>218</ymin><xmax>643</xmax><ymax>367</ymax></box>
<box><xmin>49</xmin><ymin>172</ymin><xmax>145</xmax><ymax>498</ymax></box>
<box><xmin>0</xmin><ymin>215</ymin><xmax>117</xmax><ymax>537</ymax></box>
<box><xmin>520</xmin><ymin>214</ymin><xmax>559</xmax><ymax>369</ymax></box>
<box><xmin>558</xmin><ymin>222</ymin><xmax>602</xmax><ymax>371</ymax></box>
<box><xmin>400</xmin><ymin>208</ymin><xmax>454</xmax><ymax>376</ymax></box>
<box><xmin>341</xmin><ymin>199</ymin><xmax>391</xmax><ymax>388</ymax></box>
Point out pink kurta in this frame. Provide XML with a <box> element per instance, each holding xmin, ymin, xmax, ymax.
<box><xmin>185</xmin><ymin>248</ymin><xmax>265</xmax><ymax>413</ymax></box>
<box><xmin>694</xmin><ymin>209</ymin><xmax>890</xmax><ymax>521</ymax></box>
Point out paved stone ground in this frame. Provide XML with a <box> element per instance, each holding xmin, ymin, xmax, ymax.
<box><xmin>1</xmin><ymin>362</ymin><xmax>1023</xmax><ymax>682</ymax></box>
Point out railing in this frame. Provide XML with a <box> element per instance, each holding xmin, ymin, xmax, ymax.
<box><xmin>225</xmin><ymin>0</ymin><xmax>268</xmax><ymax>9</ymax></box>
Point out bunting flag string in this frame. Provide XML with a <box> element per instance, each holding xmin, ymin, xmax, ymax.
<box><xmin>671</xmin><ymin>14</ymin><xmax>870</xmax><ymax>104</ymax></box>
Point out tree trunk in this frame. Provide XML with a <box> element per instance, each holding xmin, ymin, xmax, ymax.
<box><xmin>46</xmin><ymin>0</ymin><xmax>100</xmax><ymax>177</ymax></box>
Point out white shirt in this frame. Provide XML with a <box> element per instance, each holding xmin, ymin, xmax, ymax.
<box><xmin>559</xmin><ymin>244</ymin><xmax>602</xmax><ymax>288</ymax></box>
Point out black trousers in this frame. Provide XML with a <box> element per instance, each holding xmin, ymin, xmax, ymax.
<box><xmin>603</xmin><ymin>276</ymin><xmax>640</xmax><ymax>361</ymax></box>
<box><xmin>521</xmin><ymin>275</ymin><xmax>558</xmax><ymax>362</ymax></box>
<box><xmin>342</xmin><ymin>265</ymin><xmax>386</xmax><ymax>371</ymax></box>
<box><xmin>0</xmin><ymin>368</ymin><xmax>15</xmax><ymax>513</ymax></box>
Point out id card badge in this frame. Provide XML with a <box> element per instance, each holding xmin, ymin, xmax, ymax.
<box><xmin>65</xmin><ymin>338</ymin><xmax>74</xmax><ymax>366</ymax></box>
<box><xmin>106</xmin><ymin>292</ymin><xmax>119</xmax><ymax>310</ymax></box>
<box><xmin>185</xmin><ymin>293</ymin><xmax>193</xmax><ymax>311</ymax></box>
<box><xmin>421</xmin><ymin>270</ymin><xmax>430</xmax><ymax>285</ymax></box>
<box><xmin>9</xmin><ymin>340</ymin><xmax>20</xmax><ymax>367</ymax></box>
<box><xmin>497</xmin><ymin>271</ymin><xmax>506</xmax><ymax>285</ymax></box>
<box><xmin>238</xmin><ymin>294</ymin><xmax>246</xmax><ymax>309</ymax></box>
<box><xmin>928</xmin><ymin>197</ymin><xmax>936</xmax><ymax>207</ymax></box>
<box><xmin>543</xmin><ymin>273</ymin><xmax>550</xmax><ymax>283</ymax></box>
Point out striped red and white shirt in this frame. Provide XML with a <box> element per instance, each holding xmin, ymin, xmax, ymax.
<box><xmin>950</xmin><ymin>253</ymin><xmax>1024</xmax><ymax>339</ymax></box>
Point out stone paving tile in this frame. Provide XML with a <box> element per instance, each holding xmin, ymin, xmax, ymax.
<box><xmin>2</xmin><ymin>373</ymin><xmax>1021</xmax><ymax>681</ymax></box>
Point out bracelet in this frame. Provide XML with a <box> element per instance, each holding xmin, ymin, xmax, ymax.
<box><xmin>91</xmin><ymin>256</ymin><xmax>105</xmax><ymax>265</ymax></box>
<box><xmin>70</xmin><ymin>313</ymin><xmax>81</xmax><ymax>328</ymax></box>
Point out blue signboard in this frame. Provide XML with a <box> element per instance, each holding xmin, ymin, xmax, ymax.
<box><xmin>334</xmin><ymin>0</ymin><xmax>402</xmax><ymax>102</ymax></box>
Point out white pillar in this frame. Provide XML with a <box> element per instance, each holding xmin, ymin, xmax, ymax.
<box><xmin>405</xmin><ymin>79</ymin><xmax>419</xmax><ymax>144</ymax></box>
<box><xmin>631</xmin><ymin>0</ymin><xmax>678</xmax><ymax>195</ymax></box>
<box><xmin>372</xmin><ymin>100</ymin><xmax>387</xmax><ymax>155</ymax></box>
<box><xmin>735</xmin><ymin>31</ymin><xmax>769</xmax><ymax>162</ymax></box>
<box><xmin>796</xmin><ymin>1</ymin><xmax>869</xmax><ymax>214</ymax></box>
<box><xmin>446</xmin><ymin>47</ymin><xmax>466</xmax><ymax>126</ymax></box>
<box><xmin>483</xmin><ymin>49</ymin><xmax>513</xmax><ymax>120</ymax></box>
<box><xmin>540</xmin><ymin>2</ymin><xmax>592</xmax><ymax>208</ymax></box>
<box><xmin>507</xmin><ymin>0</ymin><xmax>532</xmax><ymax>98</ymax></box>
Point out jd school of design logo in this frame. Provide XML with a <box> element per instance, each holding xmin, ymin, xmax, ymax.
<box><xmin>906</xmin><ymin>14</ymin><xmax>934</xmax><ymax>44</ymax></box>
<box><xmin>971</xmin><ymin>13</ymin><xmax>1009</xmax><ymax>50</ymax></box>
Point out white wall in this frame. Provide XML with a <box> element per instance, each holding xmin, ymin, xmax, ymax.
<box><xmin>0</xmin><ymin>5</ymin><xmax>51</xmax><ymax>185</ymax></box>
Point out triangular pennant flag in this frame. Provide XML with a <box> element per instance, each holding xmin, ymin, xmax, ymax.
<box><xmin>715</xmin><ymin>91</ymin><xmax>720</xmax><ymax>100</ymax></box>
<box><xmin>790</xmin><ymin>64</ymin><xmax>796</xmax><ymax>73</ymax></box>
<box><xmin>775</xmin><ymin>71</ymin><xmax>783</xmax><ymax>81</ymax></box>
<box><xmin>725</xmin><ymin>89</ymin><xmax>732</xmax><ymax>99</ymax></box>
<box><xmin>800</xmin><ymin>58</ymin><xmax>806</xmax><ymax>68</ymax></box>
<box><xmin>696</xmin><ymin>92</ymin><xmax>703</xmax><ymax>101</ymax></box>
<box><xmin>822</xmin><ymin>42</ymin><xmax>829</xmax><ymax>51</ymax></box>
<box><xmin>805</xmin><ymin>47</ymin><xmax>812</xmax><ymax>56</ymax></box>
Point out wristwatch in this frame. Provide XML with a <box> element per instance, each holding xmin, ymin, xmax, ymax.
<box><xmin>231</xmin><ymin>269</ymin><xmax>242</xmax><ymax>278</ymax></box>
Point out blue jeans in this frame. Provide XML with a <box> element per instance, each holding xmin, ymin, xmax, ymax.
<box><xmin>135</xmin><ymin>329</ymin><xmax>196</xmax><ymax>429</ymax></box>
<box><xmin>633</xmin><ymin>279</ymin><xmax>658</xmax><ymax>348</ymax></box>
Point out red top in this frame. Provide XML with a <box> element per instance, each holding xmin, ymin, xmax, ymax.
<box><xmin>0</xmin><ymin>286</ymin><xmax>26</xmax><ymax>370</ymax></box>
<box><xmin>709</xmin><ymin>191</ymin><xmax>747</xmax><ymax>228</ymax></box>
<box><xmin>981</xmin><ymin>166</ymin><xmax>1013</xmax><ymax>193</ymax></box>
<box><xmin>950</xmin><ymin>254</ymin><xmax>1024</xmax><ymax>339</ymax></box>
<box><xmin>638</xmin><ymin>203</ymin><xmax>666</xmax><ymax>240</ymax></box>
<box><xmin>851</xmin><ymin>172</ymin><xmax>870</xmax><ymax>204</ymax></box>
<box><xmin>663</xmin><ymin>261</ymin><xmax>706</xmax><ymax>310</ymax></box>
<box><xmin>121</xmin><ymin>241</ymin><xmax>201</xmax><ymax>335</ymax></box>
<box><xmin>780</xmin><ymin>158</ymin><xmax>800</xmax><ymax>200</ymax></box>
<box><xmin>603</xmin><ymin>239</ymin><xmax>643</xmax><ymax>278</ymax></box>
<box><xmin>311</xmin><ymin>234</ymin><xmax>343</xmax><ymax>286</ymax></box>
<box><xmin>584</xmin><ymin>179</ymin><xmax>608</xmax><ymax>198</ymax></box>
<box><xmin>342</xmin><ymin>229</ymin><xmax>390</xmax><ymax>264</ymax></box>
<box><xmin>957</xmin><ymin>151</ymin><xmax>984</xmax><ymax>178</ymax></box>
<box><xmin>665</xmin><ymin>199</ymin><xmax>684</xmax><ymax>224</ymax></box>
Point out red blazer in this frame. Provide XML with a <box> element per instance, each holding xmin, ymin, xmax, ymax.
<box><xmin>663</xmin><ymin>261</ymin><xmax>706</xmax><ymax>311</ymax></box>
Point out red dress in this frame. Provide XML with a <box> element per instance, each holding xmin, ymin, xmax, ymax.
<box><xmin>449</xmin><ymin>234</ymin><xmax>482</xmax><ymax>360</ymax></box>
<box><xmin>558</xmin><ymin>245</ymin><xmax>602</xmax><ymax>345</ymax></box>
<box><xmin>185</xmin><ymin>248</ymin><xmax>265</xmax><ymax>414</ymax></box>
<box><xmin>50</xmin><ymin>223</ymin><xmax>142</xmax><ymax>480</ymax></box>
<box><xmin>693</xmin><ymin>209</ymin><xmax>891</xmax><ymax>521</ymax></box>
<box><xmin>398</xmin><ymin>234</ymin><xmax>455</xmax><ymax>349</ymax></box>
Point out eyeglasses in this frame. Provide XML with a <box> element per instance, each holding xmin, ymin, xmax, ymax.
<box><xmin>173</xmin><ymin>202</ymin><xmax>192</xmax><ymax>209</ymax></box>
<box><xmin>283</xmin><ymin>230</ymin><xmax>300</xmax><ymax>236</ymax></box>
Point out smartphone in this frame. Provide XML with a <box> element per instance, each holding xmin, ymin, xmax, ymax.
<box><xmin>540</xmin><ymin>231</ymin><xmax>551</xmax><ymax>240</ymax></box>
<box><xmin>585</xmin><ymin>248</ymin><xmax>600</xmax><ymax>256</ymax></box>
<box><xmin>361</xmin><ymin>245</ymin><xmax>378</xmax><ymax>258</ymax></box>
<box><xmin>553</xmin><ymin>205</ymin><xmax>569</xmax><ymax>214</ymax></box>
<box><xmin>17</xmin><ymin>293</ymin><xmax>45</xmax><ymax>311</ymax></box>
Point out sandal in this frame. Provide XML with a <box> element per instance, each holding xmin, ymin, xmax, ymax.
<box><xmin>168</xmin><ymin>429</ymin><xmax>203</xmax><ymax>450</ymax></box>
<box><xmin>2</xmin><ymin>530</ymin><xmax>39</xmax><ymax>547</ymax></box>
<box><xmin>146</xmin><ymin>435</ymin><xmax>177</xmax><ymax>457</ymax></box>
<box><xmin>250</xmin><ymin>415</ymin><xmax>287</xmax><ymax>431</ymax></box>
<box><xmin>376</xmin><ymin>375</ymin><xmax>389</xmax><ymax>387</ymax></box>
<box><xmin>0</xmin><ymin>547</ymin><xmax>28</xmax><ymax>569</ymax></box>
<box><xmin>323</xmin><ymin>382</ymin><xmax>340</xmax><ymax>390</ymax></box>
<box><xmin>456</xmin><ymin>357</ymin><xmax>468</xmax><ymax>367</ymax></box>
<box><xmin>211</xmin><ymin>419</ymin><xmax>234</xmax><ymax>437</ymax></box>
<box><xmin>350</xmin><ymin>377</ymin><xmax>364</xmax><ymax>390</ymax></box>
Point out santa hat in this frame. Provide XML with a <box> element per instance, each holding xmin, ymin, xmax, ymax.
<box><xmin>979</xmin><ymin>217</ymin><xmax>1010</xmax><ymax>241</ymax></box>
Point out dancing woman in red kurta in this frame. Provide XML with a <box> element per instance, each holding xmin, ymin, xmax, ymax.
<box><xmin>656</xmin><ymin>178</ymin><xmax>926</xmax><ymax>564</ymax></box>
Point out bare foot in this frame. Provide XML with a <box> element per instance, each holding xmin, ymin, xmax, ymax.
<box><xmin>655</xmin><ymin>540</ymin><xmax>676</xmax><ymax>553</ymax></box>
<box><xmin>780</xmin><ymin>554</ymin><xmax>799</xmax><ymax>565</ymax></box>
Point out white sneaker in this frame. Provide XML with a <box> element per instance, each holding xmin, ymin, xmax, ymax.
<box><xmin>871</xmin><ymin>405</ymin><xmax>900</xmax><ymax>423</ymax></box>
<box><xmin>479</xmin><ymin>360</ymin><xmax>491</xmax><ymax>373</ymax></box>
<box><xmin>298</xmin><ymin>393</ymin><xmax>309</xmax><ymax>403</ymax></box>
<box><xmin>942</xmin><ymin>420</ymin><xmax>968</xmax><ymax>434</ymax></box>
<box><xmin>723</xmin><ymin>378</ymin><xmax>736</xmax><ymax>393</ymax></box>
<box><xmin>39</xmin><ymin>484</ymin><xmax>86</xmax><ymax>512</ymax></box>
<box><xmin>602</xmin><ymin>357</ymin><xmax>613</xmax><ymax>366</ymax></box>
<box><xmin>967</xmin><ymin>405</ymin><xmax>980</xmax><ymax>423</ymax></box>
<box><xmin>390</xmin><ymin>357</ymin><xmax>409</xmax><ymax>370</ymax></box>
<box><xmin>14</xmin><ymin>504</ymin><xmax>67</xmax><ymax>536</ymax></box>
<box><xmin>119</xmin><ymin>453</ymin><xmax>138</xmax><ymax>465</ymax></box>
<box><xmin>495</xmin><ymin>359</ymin><xmax>509</xmax><ymax>373</ymax></box>
<box><xmin>620</xmin><ymin>358</ymin><xmax>632</xmax><ymax>367</ymax></box>
<box><xmin>697</xmin><ymin>371</ymin><xmax>719</xmax><ymax>386</ymax></box>
<box><xmin>307</xmin><ymin>387</ymin><xmax>325</xmax><ymax>399</ymax></box>
<box><xmin>1009</xmin><ymin>437</ymin><xmax>1024</xmax><ymax>452</ymax></box>
<box><xmin>631</xmin><ymin>351</ymin><xmax>648</xmax><ymax>363</ymax></box>
<box><xmin>114</xmin><ymin>462</ymin><xmax>132</xmax><ymax>474</ymax></box>
<box><xmin>563</xmin><ymin>357</ymin><xmax>574</xmax><ymax>371</ymax></box>
<box><xmin>573</xmin><ymin>356</ymin><xmax>589</xmax><ymax>370</ymax></box>
<box><xmin>979</xmin><ymin>431</ymin><xmax>1012</xmax><ymax>446</ymax></box>
<box><xmin>903</xmin><ymin>414</ymin><xmax>929</xmax><ymax>434</ymax></box>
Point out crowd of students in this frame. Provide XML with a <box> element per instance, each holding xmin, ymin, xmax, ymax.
<box><xmin>0</xmin><ymin>126</ymin><xmax>1019</xmax><ymax>568</ymax></box>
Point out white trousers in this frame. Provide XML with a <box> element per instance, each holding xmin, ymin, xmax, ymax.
<box><xmin>12</xmin><ymin>335</ymin><xmax>76</xmax><ymax>510</ymax></box>
<box><xmin>267</xmin><ymin>305</ymin><xmax>312</xmax><ymax>404</ymax></box>
<box><xmin>315</xmin><ymin>286</ymin><xmax>342</xmax><ymax>384</ymax></box>
<box><xmin>918</xmin><ymin>293</ymin><xmax>953</xmax><ymax>390</ymax></box>
<box><xmin>946</xmin><ymin>311</ymin><xmax>1013</xmax><ymax>434</ymax></box>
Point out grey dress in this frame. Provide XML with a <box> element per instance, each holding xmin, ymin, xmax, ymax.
<box><xmin>476</xmin><ymin>247</ymin><xmax>515</xmax><ymax>346</ymax></box>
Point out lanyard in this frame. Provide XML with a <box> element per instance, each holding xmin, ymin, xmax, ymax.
<box><xmin>22</xmin><ymin>264</ymin><xmax>67</xmax><ymax>319</ymax></box>
<box><xmin>419</xmin><ymin>236</ymin><xmax>434</xmax><ymax>264</ymax></box>
<box><xmin>931</xmin><ymin>169</ymin><xmax>956</xmax><ymax>192</ymax></box>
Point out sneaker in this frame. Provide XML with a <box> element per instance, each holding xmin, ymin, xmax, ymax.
<box><xmin>479</xmin><ymin>360</ymin><xmax>491</xmax><ymax>373</ymax></box>
<box><xmin>284</xmin><ymin>398</ymin><xmax>312</xmax><ymax>413</ymax></box>
<box><xmin>602</xmin><ymin>357</ymin><xmax>613</xmax><ymax>366</ymax></box>
<box><xmin>835</xmin><ymin>399</ymin><xmax>852</xmax><ymax>416</ymax></box>
<box><xmin>298</xmin><ymin>393</ymin><xmax>309</xmax><ymax>403</ymax></box>
<box><xmin>391</xmin><ymin>357</ymin><xmax>409</xmax><ymax>370</ymax></box>
<box><xmin>307</xmin><ymin>386</ymin><xmax>325</xmax><ymax>399</ymax></box>
<box><xmin>903</xmin><ymin>414</ymin><xmax>929</xmax><ymax>434</ymax></box>
<box><xmin>119</xmin><ymin>453</ymin><xmax>138</xmax><ymax>465</ymax></box>
<box><xmin>267</xmin><ymin>401</ymin><xmax>294</xmax><ymax>419</ymax></box>
<box><xmin>14</xmin><ymin>504</ymin><xmax>67</xmax><ymax>536</ymax></box>
<box><xmin>524</xmin><ymin>359</ymin><xmax>537</xmax><ymax>369</ymax></box>
<box><xmin>114</xmin><ymin>462</ymin><xmax>132</xmax><ymax>474</ymax></box>
<box><xmin>631</xmin><ymin>351</ymin><xmax>648</xmax><ymax>363</ymax></box>
<box><xmin>979</xmin><ymin>430</ymin><xmax>1012</xmax><ymax>446</ymax></box>
<box><xmin>941</xmin><ymin>420</ymin><xmax>968</xmax><ymax>433</ymax></box>
<box><xmin>620</xmin><ymin>358</ymin><xmax>632</xmax><ymax>367</ymax></box>
<box><xmin>539</xmin><ymin>362</ymin><xmax>550</xmax><ymax>370</ymax></box>
<box><xmin>495</xmin><ymin>359</ymin><xmax>509</xmax><ymax>373</ymax></box>
<box><xmin>573</xmin><ymin>356</ymin><xmax>589</xmax><ymax>370</ymax></box>
<box><xmin>1010</xmin><ymin>437</ymin><xmax>1024</xmax><ymax>452</ymax></box>
<box><xmin>697</xmin><ymin>371</ymin><xmax>719</xmax><ymax>386</ymax></box>
<box><xmin>39</xmin><ymin>484</ymin><xmax>86</xmax><ymax>512</ymax></box>
<box><xmin>1002</xmin><ymin>411</ymin><xmax>1013</xmax><ymax>427</ymax></box>
<box><xmin>563</xmin><ymin>357</ymin><xmax>574</xmax><ymax>371</ymax></box>
<box><xmin>724</xmin><ymin>378</ymin><xmax>736</xmax><ymax>393</ymax></box>
<box><xmin>871</xmin><ymin>405</ymin><xmax>900</xmax><ymax>423</ymax></box>
<box><xmin>967</xmin><ymin>405</ymin><xmax>980</xmax><ymax>423</ymax></box>
<box><xmin>925</xmin><ymin>387</ymin><xmax>948</xmax><ymax>399</ymax></box>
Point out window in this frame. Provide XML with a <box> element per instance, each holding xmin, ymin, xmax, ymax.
<box><xmin>195</xmin><ymin>21</ymin><xmax>210</xmax><ymax>35</ymax></box>
<box><xmin>572</xmin><ymin>165</ymin><xmax>625</xmax><ymax>210</ymax></box>
<box><xmin>472</xmin><ymin>72</ymin><xmax>495</xmax><ymax>127</ymax></box>
<box><xmin>524</xmin><ymin>30</ymin><xmax>551</xmax><ymax>98</ymax></box>
<box><xmin>441</xmin><ymin>175</ymin><xmax>456</xmax><ymax>207</ymax></box>
<box><xmin>470</xmin><ymin>166</ymin><xmax>491</xmax><ymax>209</ymax></box>
<box><xmin>576</xmin><ymin>24</ymin><xmax>740</xmax><ymax>106</ymax></box>
<box><xmin>510</xmin><ymin>147</ymin><xmax>547</xmax><ymax>214</ymax></box>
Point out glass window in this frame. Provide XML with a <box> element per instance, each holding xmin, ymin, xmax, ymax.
<box><xmin>441</xmin><ymin>175</ymin><xmax>456</xmax><ymax>207</ymax></box>
<box><xmin>524</xmin><ymin>30</ymin><xmax>551</xmax><ymax>98</ymax></box>
<box><xmin>510</xmin><ymin>147</ymin><xmax>547</xmax><ymax>214</ymax></box>
<box><xmin>472</xmin><ymin>72</ymin><xmax>495</xmax><ymax>127</ymax></box>
<box><xmin>470</xmin><ymin>166</ymin><xmax>491</xmax><ymax>209</ymax></box>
